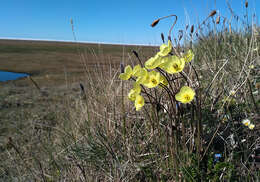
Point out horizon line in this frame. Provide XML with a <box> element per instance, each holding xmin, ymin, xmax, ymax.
<box><xmin>0</xmin><ymin>37</ymin><xmax>159</xmax><ymax>46</ymax></box>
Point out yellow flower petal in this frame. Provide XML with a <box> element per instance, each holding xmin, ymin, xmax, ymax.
<box><xmin>242</xmin><ymin>119</ymin><xmax>250</xmax><ymax>126</ymax></box>
<box><xmin>128</xmin><ymin>83</ymin><xmax>141</xmax><ymax>101</ymax></box>
<box><xmin>128</xmin><ymin>89</ymin><xmax>138</xmax><ymax>101</ymax></box>
<box><xmin>132</xmin><ymin>64</ymin><xmax>142</xmax><ymax>77</ymax></box>
<box><xmin>136</xmin><ymin>68</ymin><xmax>149</xmax><ymax>84</ymax></box>
<box><xmin>133</xmin><ymin>82</ymin><xmax>141</xmax><ymax>93</ymax></box>
<box><xmin>119</xmin><ymin>65</ymin><xmax>133</xmax><ymax>80</ymax></box>
<box><xmin>145</xmin><ymin>54</ymin><xmax>163</xmax><ymax>69</ymax></box>
<box><xmin>248</xmin><ymin>124</ymin><xmax>255</xmax><ymax>130</ymax></box>
<box><xmin>158</xmin><ymin>40</ymin><xmax>172</xmax><ymax>57</ymax></box>
<box><xmin>135</xmin><ymin>95</ymin><xmax>144</xmax><ymax>111</ymax></box>
<box><xmin>183</xmin><ymin>50</ymin><xmax>194</xmax><ymax>63</ymax></box>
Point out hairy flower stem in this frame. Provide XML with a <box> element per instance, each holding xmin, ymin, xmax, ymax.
<box><xmin>151</xmin><ymin>14</ymin><xmax>178</xmax><ymax>39</ymax></box>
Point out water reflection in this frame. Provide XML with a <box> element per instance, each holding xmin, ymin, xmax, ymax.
<box><xmin>0</xmin><ymin>71</ymin><xmax>28</xmax><ymax>82</ymax></box>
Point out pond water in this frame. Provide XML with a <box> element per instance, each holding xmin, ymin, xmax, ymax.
<box><xmin>0</xmin><ymin>71</ymin><xmax>28</xmax><ymax>82</ymax></box>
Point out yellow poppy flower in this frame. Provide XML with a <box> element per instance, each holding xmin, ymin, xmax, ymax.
<box><xmin>128</xmin><ymin>83</ymin><xmax>141</xmax><ymax>101</ymax></box>
<box><xmin>242</xmin><ymin>119</ymin><xmax>250</xmax><ymax>126</ymax></box>
<box><xmin>119</xmin><ymin>65</ymin><xmax>132</xmax><ymax>80</ymax></box>
<box><xmin>175</xmin><ymin>86</ymin><xmax>195</xmax><ymax>104</ymax></box>
<box><xmin>248</xmin><ymin>124</ymin><xmax>255</xmax><ymax>130</ymax></box>
<box><xmin>135</xmin><ymin>95</ymin><xmax>144</xmax><ymax>111</ymax></box>
<box><xmin>161</xmin><ymin>56</ymin><xmax>185</xmax><ymax>74</ymax></box>
<box><xmin>143</xmin><ymin>70</ymin><xmax>161</xmax><ymax>88</ymax></box>
<box><xmin>183</xmin><ymin>50</ymin><xmax>194</xmax><ymax>63</ymax></box>
<box><xmin>158</xmin><ymin>40</ymin><xmax>172</xmax><ymax>57</ymax></box>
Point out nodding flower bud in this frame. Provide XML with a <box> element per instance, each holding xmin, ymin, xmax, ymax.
<box><xmin>132</xmin><ymin>50</ymin><xmax>139</xmax><ymax>58</ymax></box>
<box><xmin>216</xmin><ymin>16</ymin><xmax>220</xmax><ymax>24</ymax></box>
<box><xmin>209</xmin><ymin>10</ymin><xmax>217</xmax><ymax>17</ymax></box>
<box><xmin>161</xmin><ymin>33</ymin><xmax>165</xmax><ymax>43</ymax></box>
<box><xmin>151</xmin><ymin>19</ymin><xmax>160</xmax><ymax>27</ymax></box>
<box><xmin>190</xmin><ymin>25</ymin><xmax>194</xmax><ymax>34</ymax></box>
<box><xmin>120</xmin><ymin>62</ymin><xmax>124</xmax><ymax>73</ymax></box>
<box><xmin>245</xmin><ymin>1</ymin><xmax>248</xmax><ymax>8</ymax></box>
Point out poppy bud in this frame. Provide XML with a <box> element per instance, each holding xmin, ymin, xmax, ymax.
<box><xmin>190</xmin><ymin>25</ymin><xmax>194</xmax><ymax>34</ymax></box>
<box><xmin>209</xmin><ymin>10</ymin><xmax>217</xmax><ymax>17</ymax></box>
<box><xmin>120</xmin><ymin>63</ymin><xmax>124</xmax><ymax>73</ymax></box>
<box><xmin>151</xmin><ymin>19</ymin><xmax>160</xmax><ymax>27</ymax></box>
<box><xmin>132</xmin><ymin>50</ymin><xmax>139</xmax><ymax>59</ymax></box>
<box><xmin>161</xmin><ymin>33</ymin><xmax>165</xmax><ymax>43</ymax></box>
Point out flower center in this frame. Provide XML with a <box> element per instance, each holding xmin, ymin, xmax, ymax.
<box><xmin>173</xmin><ymin>63</ymin><xmax>180</xmax><ymax>70</ymax></box>
<box><xmin>151</xmin><ymin>78</ymin><xmax>157</xmax><ymax>85</ymax></box>
<box><xmin>184</xmin><ymin>94</ymin><xmax>191</xmax><ymax>101</ymax></box>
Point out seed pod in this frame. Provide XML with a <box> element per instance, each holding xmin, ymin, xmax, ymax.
<box><xmin>151</xmin><ymin>19</ymin><xmax>160</xmax><ymax>27</ymax></box>
<box><xmin>209</xmin><ymin>10</ymin><xmax>217</xmax><ymax>17</ymax></box>
<box><xmin>132</xmin><ymin>50</ymin><xmax>139</xmax><ymax>59</ymax></box>
<box><xmin>216</xmin><ymin>16</ymin><xmax>220</xmax><ymax>24</ymax></box>
<box><xmin>190</xmin><ymin>25</ymin><xmax>194</xmax><ymax>34</ymax></box>
<box><xmin>120</xmin><ymin>63</ymin><xmax>124</xmax><ymax>73</ymax></box>
<box><xmin>245</xmin><ymin>1</ymin><xmax>248</xmax><ymax>8</ymax></box>
<box><xmin>161</xmin><ymin>33</ymin><xmax>165</xmax><ymax>43</ymax></box>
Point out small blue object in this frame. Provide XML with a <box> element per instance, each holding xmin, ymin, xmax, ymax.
<box><xmin>214</xmin><ymin>153</ymin><xmax>222</xmax><ymax>163</ymax></box>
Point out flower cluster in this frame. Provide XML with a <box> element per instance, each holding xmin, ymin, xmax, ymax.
<box><xmin>119</xmin><ymin>40</ymin><xmax>195</xmax><ymax>111</ymax></box>
<box><xmin>242</xmin><ymin>119</ymin><xmax>255</xmax><ymax>130</ymax></box>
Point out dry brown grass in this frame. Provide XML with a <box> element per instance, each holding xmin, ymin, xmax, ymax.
<box><xmin>0</xmin><ymin>39</ymin><xmax>156</xmax><ymax>86</ymax></box>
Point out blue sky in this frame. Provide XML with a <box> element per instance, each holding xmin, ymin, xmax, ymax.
<box><xmin>1</xmin><ymin>0</ymin><xmax>259</xmax><ymax>45</ymax></box>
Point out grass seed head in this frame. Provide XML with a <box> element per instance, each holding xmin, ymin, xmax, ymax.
<box><xmin>209</xmin><ymin>10</ymin><xmax>217</xmax><ymax>17</ymax></box>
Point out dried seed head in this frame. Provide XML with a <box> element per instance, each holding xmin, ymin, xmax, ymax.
<box><xmin>216</xmin><ymin>16</ymin><xmax>220</xmax><ymax>24</ymax></box>
<box><xmin>209</xmin><ymin>10</ymin><xmax>217</xmax><ymax>17</ymax></box>
<box><xmin>190</xmin><ymin>25</ymin><xmax>194</xmax><ymax>34</ymax></box>
<box><xmin>245</xmin><ymin>1</ymin><xmax>248</xmax><ymax>8</ymax></box>
<box><xmin>120</xmin><ymin>63</ymin><xmax>124</xmax><ymax>73</ymax></box>
<box><xmin>186</xmin><ymin>24</ymin><xmax>189</xmax><ymax>30</ymax></box>
<box><xmin>151</xmin><ymin>19</ymin><xmax>160</xmax><ymax>27</ymax></box>
<box><xmin>161</xmin><ymin>33</ymin><xmax>165</xmax><ymax>43</ymax></box>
